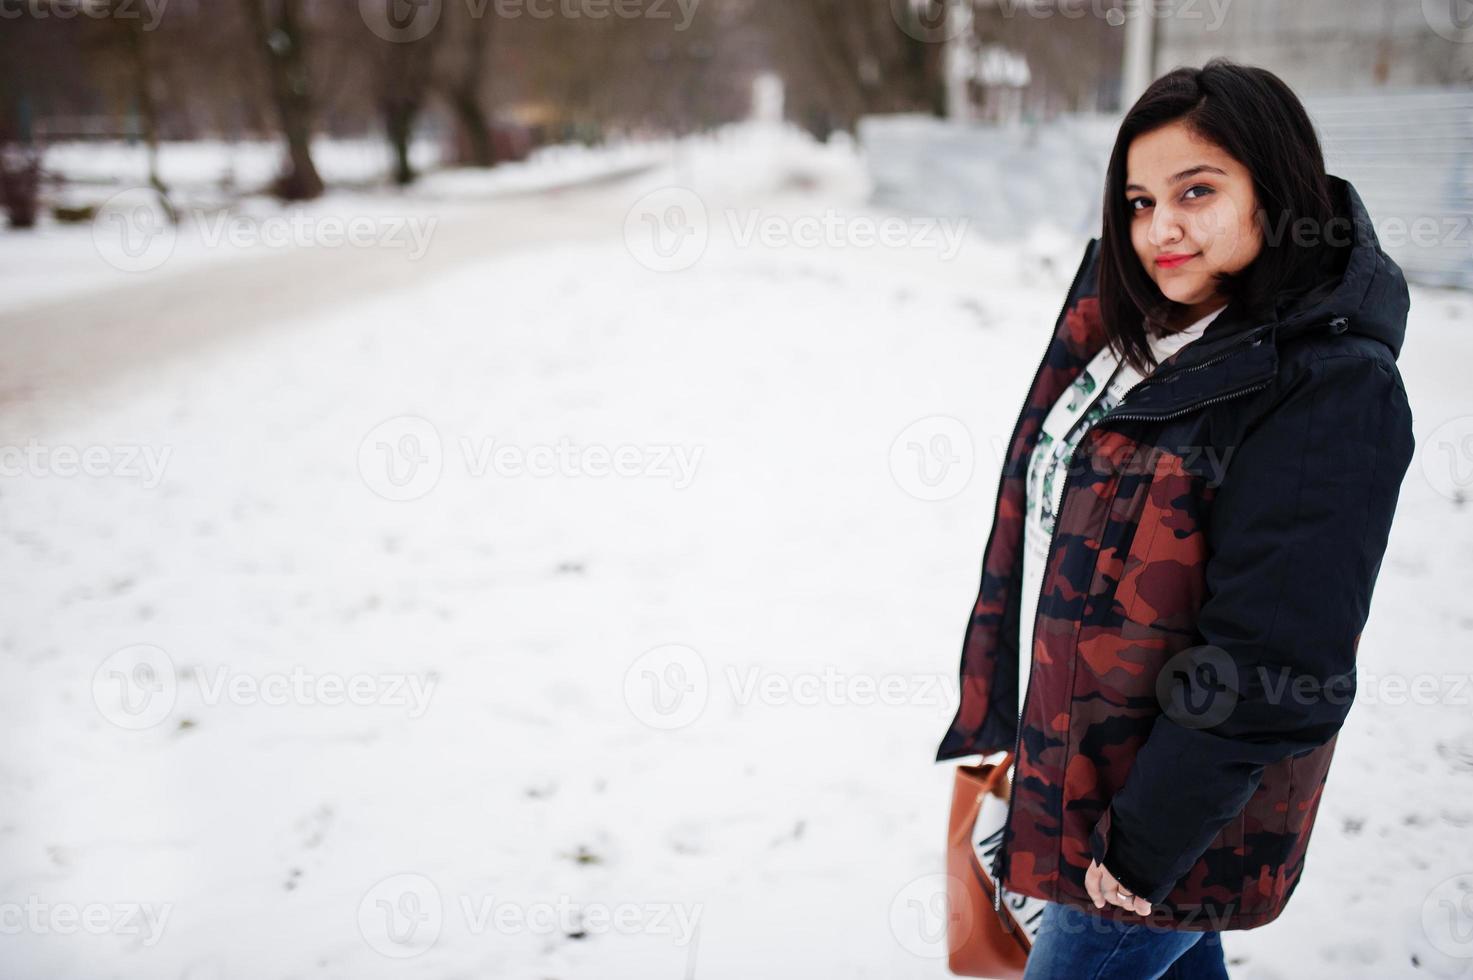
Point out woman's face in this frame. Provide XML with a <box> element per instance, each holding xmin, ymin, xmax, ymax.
<box><xmin>1126</xmin><ymin>121</ymin><xmax>1263</xmax><ymax>325</ymax></box>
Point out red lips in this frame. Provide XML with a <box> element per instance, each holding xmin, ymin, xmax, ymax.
<box><xmin>1155</xmin><ymin>253</ymin><xmax>1197</xmax><ymax>269</ymax></box>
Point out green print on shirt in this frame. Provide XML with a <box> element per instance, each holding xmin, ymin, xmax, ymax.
<box><xmin>1065</xmin><ymin>369</ymin><xmax>1099</xmax><ymax>412</ymax></box>
<box><xmin>1075</xmin><ymin>388</ymin><xmax>1120</xmax><ymax>435</ymax></box>
<box><xmin>1026</xmin><ymin>431</ymin><xmax>1054</xmax><ymax>522</ymax></box>
<box><xmin>1035</xmin><ymin>374</ymin><xmax>1125</xmax><ymax>536</ymax></box>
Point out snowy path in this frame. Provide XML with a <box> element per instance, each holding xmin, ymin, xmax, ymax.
<box><xmin>1</xmin><ymin>124</ymin><xmax>1471</xmax><ymax>979</ymax></box>
<box><xmin>0</xmin><ymin>167</ymin><xmax>655</xmax><ymax>416</ymax></box>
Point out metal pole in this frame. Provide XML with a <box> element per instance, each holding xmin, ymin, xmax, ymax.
<box><xmin>1119</xmin><ymin>3</ymin><xmax>1157</xmax><ymax>111</ymax></box>
<box><xmin>945</xmin><ymin>0</ymin><xmax>974</xmax><ymax>122</ymax></box>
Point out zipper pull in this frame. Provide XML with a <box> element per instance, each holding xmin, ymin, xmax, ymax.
<box><xmin>991</xmin><ymin>854</ymin><xmax>1014</xmax><ymax>932</ymax></box>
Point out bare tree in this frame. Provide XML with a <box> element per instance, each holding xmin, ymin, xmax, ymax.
<box><xmin>769</xmin><ymin>0</ymin><xmax>944</xmax><ymax>138</ymax></box>
<box><xmin>99</xmin><ymin>0</ymin><xmax>177</xmax><ymax>220</ymax></box>
<box><xmin>0</xmin><ymin>10</ymin><xmax>46</xmax><ymax>227</ymax></box>
<box><xmin>969</xmin><ymin>0</ymin><xmax>1123</xmax><ymax>119</ymax></box>
<box><xmin>365</xmin><ymin>27</ymin><xmax>443</xmax><ymax>185</ymax></box>
<box><xmin>0</xmin><ymin>143</ymin><xmax>42</xmax><ymax>230</ymax></box>
<box><xmin>441</xmin><ymin>2</ymin><xmax>497</xmax><ymax>167</ymax></box>
<box><xmin>239</xmin><ymin>0</ymin><xmax>325</xmax><ymax>200</ymax></box>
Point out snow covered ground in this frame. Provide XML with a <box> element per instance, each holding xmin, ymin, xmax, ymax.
<box><xmin>0</xmin><ymin>135</ymin><xmax>669</xmax><ymax>317</ymax></box>
<box><xmin>0</xmin><ymin>120</ymin><xmax>1471</xmax><ymax>979</ymax></box>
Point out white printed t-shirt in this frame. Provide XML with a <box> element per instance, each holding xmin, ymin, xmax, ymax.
<box><xmin>1014</xmin><ymin>305</ymin><xmax>1228</xmax><ymax>711</ymax></box>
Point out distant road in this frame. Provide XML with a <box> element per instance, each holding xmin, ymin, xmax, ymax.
<box><xmin>0</xmin><ymin>164</ymin><xmax>658</xmax><ymax>415</ymax></box>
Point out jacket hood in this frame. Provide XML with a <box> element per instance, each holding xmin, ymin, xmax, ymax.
<box><xmin>1054</xmin><ymin>175</ymin><xmax>1410</xmax><ymax>422</ymax></box>
<box><xmin>1103</xmin><ymin>173</ymin><xmax>1411</xmax><ymax>378</ymax></box>
<box><xmin>1254</xmin><ymin>173</ymin><xmax>1411</xmax><ymax>360</ymax></box>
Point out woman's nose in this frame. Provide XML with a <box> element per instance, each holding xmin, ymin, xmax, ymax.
<box><xmin>1149</xmin><ymin>205</ymin><xmax>1185</xmax><ymax>248</ymax></box>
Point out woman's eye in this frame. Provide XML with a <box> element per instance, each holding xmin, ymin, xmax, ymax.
<box><xmin>1130</xmin><ymin>186</ymin><xmax>1213</xmax><ymax>211</ymax></box>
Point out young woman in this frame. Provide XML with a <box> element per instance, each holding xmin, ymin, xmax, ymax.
<box><xmin>936</xmin><ymin>59</ymin><xmax>1415</xmax><ymax>977</ymax></box>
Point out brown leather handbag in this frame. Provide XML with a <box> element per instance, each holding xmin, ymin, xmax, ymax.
<box><xmin>945</xmin><ymin>754</ymin><xmax>1045</xmax><ymax>977</ymax></box>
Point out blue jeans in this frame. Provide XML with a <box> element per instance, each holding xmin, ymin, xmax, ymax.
<box><xmin>1021</xmin><ymin>901</ymin><xmax>1229</xmax><ymax>980</ymax></box>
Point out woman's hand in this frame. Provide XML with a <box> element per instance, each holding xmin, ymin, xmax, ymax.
<box><xmin>1086</xmin><ymin>859</ymin><xmax>1152</xmax><ymax>916</ymax></box>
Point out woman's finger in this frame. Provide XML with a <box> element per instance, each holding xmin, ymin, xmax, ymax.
<box><xmin>1090</xmin><ymin>859</ymin><xmax>1154</xmax><ymax>916</ymax></box>
<box><xmin>1102</xmin><ymin>871</ymin><xmax>1137</xmax><ymax>911</ymax></box>
<box><xmin>1085</xmin><ymin>860</ymin><xmax>1104</xmax><ymax>908</ymax></box>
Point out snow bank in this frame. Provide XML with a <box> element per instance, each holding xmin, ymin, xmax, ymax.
<box><xmin>858</xmin><ymin>111</ymin><xmax>1120</xmax><ymax>242</ymax></box>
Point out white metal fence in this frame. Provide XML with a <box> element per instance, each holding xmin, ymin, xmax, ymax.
<box><xmin>861</xmin><ymin>87</ymin><xmax>1473</xmax><ymax>291</ymax></box>
<box><xmin>1306</xmin><ymin>87</ymin><xmax>1473</xmax><ymax>290</ymax></box>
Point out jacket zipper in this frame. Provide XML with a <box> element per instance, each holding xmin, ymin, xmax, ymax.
<box><xmin>988</xmin><ymin>346</ymin><xmax>1270</xmax><ymax>926</ymax></box>
<box><xmin>1103</xmin><ymin>381</ymin><xmax>1270</xmax><ymax>423</ymax></box>
<box><xmin>971</xmin><ymin>246</ymin><xmax>1094</xmax><ymax>929</ymax></box>
<box><xmin>1104</xmin><ymin>328</ymin><xmax>1265</xmax><ymax>402</ymax></box>
<box><xmin>990</xmin><ymin>366</ymin><xmax>1117</xmax><ymax>928</ymax></box>
<box><xmin>957</xmin><ymin>241</ymin><xmax>1093</xmax><ymax>762</ymax></box>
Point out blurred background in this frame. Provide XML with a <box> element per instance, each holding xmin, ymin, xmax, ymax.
<box><xmin>1</xmin><ymin>1</ymin><xmax>1471</xmax><ymax>978</ymax></box>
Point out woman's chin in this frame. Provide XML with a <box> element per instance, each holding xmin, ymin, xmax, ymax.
<box><xmin>1157</xmin><ymin>281</ymin><xmax>1208</xmax><ymax>305</ymax></box>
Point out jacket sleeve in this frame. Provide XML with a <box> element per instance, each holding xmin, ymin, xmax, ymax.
<box><xmin>1088</xmin><ymin>351</ymin><xmax>1416</xmax><ymax>905</ymax></box>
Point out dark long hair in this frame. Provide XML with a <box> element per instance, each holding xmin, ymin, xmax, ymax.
<box><xmin>1098</xmin><ymin>58</ymin><xmax>1338</xmax><ymax>376</ymax></box>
